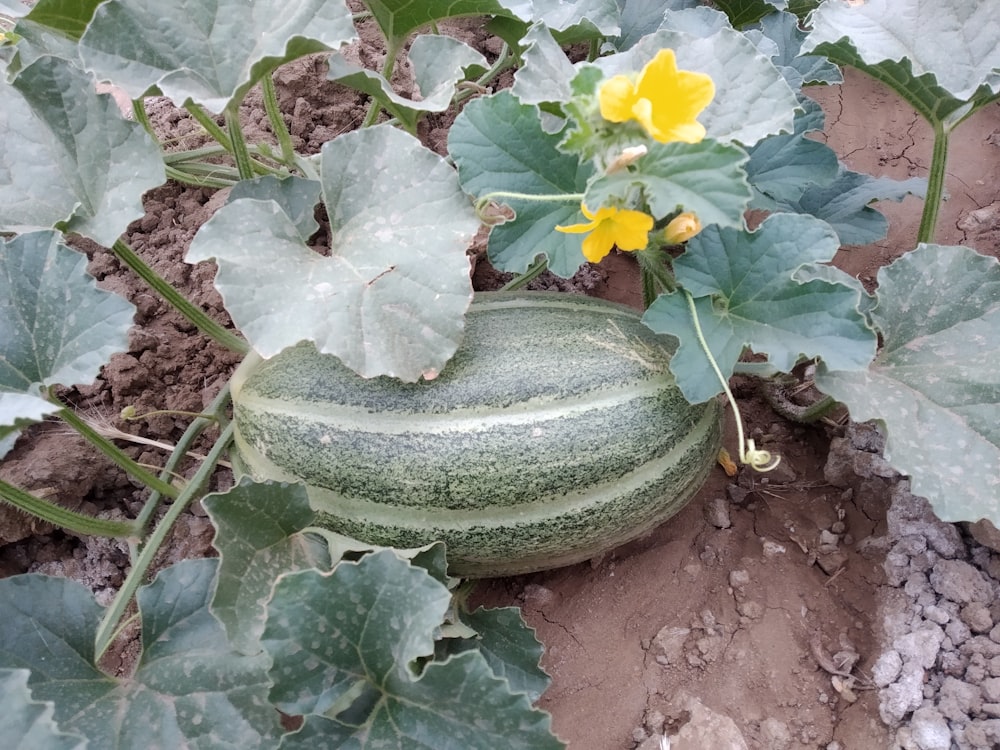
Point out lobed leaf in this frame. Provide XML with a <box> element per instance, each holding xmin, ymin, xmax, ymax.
<box><xmin>643</xmin><ymin>213</ymin><xmax>876</xmax><ymax>403</ymax></box>
<box><xmin>327</xmin><ymin>35</ymin><xmax>486</xmax><ymax>132</ymax></box>
<box><xmin>0</xmin><ymin>669</ymin><xmax>86</xmax><ymax>750</ymax></box>
<box><xmin>0</xmin><ymin>55</ymin><xmax>164</xmax><ymax>245</ymax></box>
<box><xmin>801</xmin><ymin>0</ymin><xmax>1000</xmax><ymax>102</ymax></box>
<box><xmin>585</xmin><ymin>139</ymin><xmax>752</xmax><ymax>228</ymax></box>
<box><xmin>188</xmin><ymin>125</ymin><xmax>478</xmax><ymax>382</ymax></box>
<box><xmin>0</xmin><ymin>231</ymin><xmax>135</xmax><ymax>395</ymax></box>
<box><xmin>78</xmin><ymin>0</ymin><xmax>357</xmax><ymax>112</ymax></box>
<box><xmin>449</xmin><ymin>90</ymin><xmax>595</xmax><ymax>277</ymax></box>
<box><xmin>204</xmin><ymin>479</ymin><xmax>331</xmax><ymax>656</ymax></box>
<box><xmin>816</xmin><ymin>245</ymin><xmax>1000</xmax><ymax>523</ymax></box>
<box><xmin>0</xmin><ymin>561</ymin><xmax>280</xmax><ymax>749</ymax></box>
<box><xmin>265</xmin><ymin>550</ymin><xmax>563</xmax><ymax>749</ymax></box>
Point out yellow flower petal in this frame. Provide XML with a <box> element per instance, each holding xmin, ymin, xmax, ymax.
<box><xmin>663</xmin><ymin>212</ymin><xmax>702</xmax><ymax>244</ymax></box>
<box><xmin>598</xmin><ymin>48</ymin><xmax>715</xmax><ymax>145</ymax></box>
<box><xmin>598</xmin><ymin>75</ymin><xmax>638</xmax><ymax>123</ymax></box>
<box><xmin>558</xmin><ymin>204</ymin><xmax>653</xmax><ymax>263</ymax></box>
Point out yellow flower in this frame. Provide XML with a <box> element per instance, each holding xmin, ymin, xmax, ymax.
<box><xmin>663</xmin><ymin>212</ymin><xmax>702</xmax><ymax>244</ymax></box>
<box><xmin>556</xmin><ymin>203</ymin><xmax>654</xmax><ymax>263</ymax></box>
<box><xmin>599</xmin><ymin>49</ymin><xmax>714</xmax><ymax>144</ymax></box>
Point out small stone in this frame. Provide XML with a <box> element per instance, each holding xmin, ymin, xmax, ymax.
<box><xmin>937</xmin><ymin>676</ymin><xmax>983</xmax><ymax>720</ymax></box>
<box><xmin>909</xmin><ymin>706</ymin><xmax>951</xmax><ymax>750</ymax></box>
<box><xmin>653</xmin><ymin>626</ymin><xmax>690</xmax><ymax>667</ymax></box>
<box><xmin>982</xmin><ymin>677</ymin><xmax>1000</xmax><ymax>703</ymax></box>
<box><xmin>736</xmin><ymin>600</ymin><xmax>764</xmax><ymax>620</ymax></box>
<box><xmin>704</xmin><ymin>497</ymin><xmax>732</xmax><ymax>529</ymax></box>
<box><xmin>759</xmin><ymin>718</ymin><xmax>791</xmax><ymax>750</ymax></box>
<box><xmin>830</xmin><ymin>521</ymin><xmax>847</xmax><ymax>535</ymax></box>
<box><xmin>726</xmin><ymin>484</ymin><xmax>751</xmax><ymax>505</ymax></box>
<box><xmin>894</xmin><ymin>624</ymin><xmax>945</xmax><ymax>669</ymax></box>
<box><xmin>879</xmin><ymin>662</ymin><xmax>925</xmax><ymax>725</ymax></box>
<box><xmin>930</xmin><ymin>559</ymin><xmax>991</xmax><ymax>604</ymax></box>
<box><xmin>762</xmin><ymin>540</ymin><xmax>786</xmax><ymax>557</ymax></box>
<box><xmin>872</xmin><ymin>649</ymin><xmax>903</xmax><ymax>688</ymax></box>
<box><xmin>921</xmin><ymin>604</ymin><xmax>951</xmax><ymax>625</ymax></box>
<box><xmin>816</xmin><ymin>550</ymin><xmax>848</xmax><ymax>576</ymax></box>
<box><xmin>961</xmin><ymin>601</ymin><xmax>994</xmax><ymax>633</ymax></box>
<box><xmin>990</xmin><ymin>622</ymin><xmax>1000</xmax><ymax>644</ymax></box>
<box><xmin>729</xmin><ymin>569</ymin><xmax>751</xmax><ymax>589</ymax></box>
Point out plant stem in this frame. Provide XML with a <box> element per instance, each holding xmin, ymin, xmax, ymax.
<box><xmin>94</xmin><ymin>420</ymin><xmax>235</xmax><ymax>662</ymax></box>
<box><xmin>362</xmin><ymin>38</ymin><xmax>402</xmax><ymax>128</ymax></box>
<box><xmin>185</xmin><ymin>102</ymin><xmax>233</xmax><ymax>151</ymax></box>
<box><xmin>917</xmin><ymin>122</ymin><xmax>949</xmax><ymax>244</ymax></box>
<box><xmin>225</xmin><ymin>103</ymin><xmax>257</xmax><ymax>180</ymax></box>
<box><xmin>0</xmin><ymin>477</ymin><xmax>138</xmax><ymax>538</ymax></box>
<box><xmin>500</xmin><ymin>256</ymin><xmax>549</xmax><ymax>291</ymax></box>
<box><xmin>479</xmin><ymin>190</ymin><xmax>584</xmax><ymax>205</ymax></box>
<box><xmin>54</xmin><ymin>400</ymin><xmax>180</xmax><ymax>500</ymax></box>
<box><xmin>635</xmin><ymin>247</ymin><xmax>676</xmax><ymax>305</ymax></box>
<box><xmin>110</xmin><ymin>239</ymin><xmax>249</xmax><ymax>355</ymax></box>
<box><xmin>261</xmin><ymin>73</ymin><xmax>297</xmax><ymax>168</ymax></box>
<box><xmin>164</xmin><ymin>164</ymin><xmax>240</xmax><ymax>189</ymax></box>
<box><xmin>131</xmin><ymin>385</ymin><xmax>232</xmax><ymax>536</ymax></box>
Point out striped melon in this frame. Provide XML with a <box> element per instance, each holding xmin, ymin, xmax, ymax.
<box><xmin>230</xmin><ymin>292</ymin><xmax>721</xmax><ymax>577</ymax></box>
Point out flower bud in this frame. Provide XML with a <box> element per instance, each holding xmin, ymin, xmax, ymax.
<box><xmin>663</xmin><ymin>212</ymin><xmax>701</xmax><ymax>244</ymax></box>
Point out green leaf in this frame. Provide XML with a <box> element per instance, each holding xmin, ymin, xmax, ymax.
<box><xmin>595</xmin><ymin>27</ymin><xmax>799</xmax><ymax>146</ymax></box>
<box><xmin>0</xmin><ymin>55</ymin><xmax>165</xmax><ymax>245</ymax></box>
<box><xmin>500</xmin><ymin>0</ymin><xmax>619</xmax><ymax>35</ymax></box>
<box><xmin>20</xmin><ymin>0</ymin><xmax>102</xmax><ymax>40</ymax></box>
<box><xmin>816</xmin><ymin>245</ymin><xmax>1000</xmax><ymax>523</ymax></box>
<box><xmin>643</xmin><ymin>214</ymin><xmax>876</xmax><ymax>403</ymax></box>
<box><xmin>0</xmin><ymin>669</ymin><xmax>86</xmax><ymax>750</ymax></box>
<box><xmin>745</xmin><ymin>131</ymin><xmax>839</xmax><ymax>205</ymax></box>
<box><xmin>438</xmin><ymin>607</ymin><xmax>550</xmax><ymax>702</ymax></box>
<box><xmin>510</xmin><ymin>23</ymin><xmax>578</xmax><ymax>107</ymax></box>
<box><xmin>362</xmin><ymin>0</ymin><xmax>508</xmax><ymax>51</ymax></box>
<box><xmin>78</xmin><ymin>0</ymin><xmax>357</xmax><ymax>112</ymax></box>
<box><xmin>188</xmin><ymin>125</ymin><xmax>478</xmax><ymax>382</ymax></box>
<box><xmin>265</xmin><ymin>550</ymin><xmax>563</xmax><ymax>749</ymax></box>
<box><xmin>802</xmin><ymin>0</ymin><xmax>1000</xmax><ymax>102</ymax></box>
<box><xmin>712</xmin><ymin>0</ymin><xmax>778</xmax><ymax>28</ymax></box>
<box><xmin>327</xmin><ymin>35</ymin><xmax>486</xmax><ymax>131</ymax></box>
<box><xmin>586</xmin><ymin>139</ymin><xmax>751</xmax><ymax>227</ymax></box>
<box><xmin>0</xmin><ymin>561</ymin><xmax>281</xmax><ymax>748</ymax></box>
<box><xmin>0</xmin><ymin>231</ymin><xmax>135</xmax><ymax>394</ymax></box>
<box><xmin>449</xmin><ymin>91</ymin><xmax>595</xmax><ymax>277</ymax></box>
<box><xmin>227</xmin><ymin>175</ymin><xmax>322</xmax><ymax>240</ymax></box>
<box><xmin>0</xmin><ymin>393</ymin><xmax>59</xmax><ymax>460</ymax></box>
<box><xmin>204</xmin><ymin>479</ymin><xmax>331</xmax><ymax>656</ymax></box>
<box><xmin>772</xmin><ymin>165</ymin><xmax>926</xmax><ymax>245</ymax></box>
<box><xmin>750</xmin><ymin>10</ymin><xmax>841</xmax><ymax>87</ymax></box>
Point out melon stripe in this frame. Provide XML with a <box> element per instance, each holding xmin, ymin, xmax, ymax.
<box><xmin>231</xmin><ymin>291</ymin><xmax>722</xmax><ymax>577</ymax></box>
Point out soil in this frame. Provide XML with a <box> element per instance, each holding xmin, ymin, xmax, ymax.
<box><xmin>2</xmin><ymin>16</ymin><xmax>1000</xmax><ymax>750</ymax></box>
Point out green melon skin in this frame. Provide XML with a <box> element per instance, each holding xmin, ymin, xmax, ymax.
<box><xmin>230</xmin><ymin>291</ymin><xmax>722</xmax><ymax>577</ymax></box>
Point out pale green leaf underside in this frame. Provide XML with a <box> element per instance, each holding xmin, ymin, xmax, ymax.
<box><xmin>449</xmin><ymin>91</ymin><xmax>595</xmax><ymax>277</ymax></box>
<box><xmin>264</xmin><ymin>551</ymin><xmax>562</xmax><ymax>749</ymax></box>
<box><xmin>328</xmin><ymin>35</ymin><xmax>486</xmax><ymax>130</ymax></box>
<box><xmin>817</xmin><ymin>245</ymin><xmax>1000</xmax><ymax>523</ymax></box>
<box><xmin>802</xmin><ymin>0</ymin><xmax>1000</xmax><ymax>101</ymax></box>
<box><xmin>0</xmin><ymin>55</ymin><xmax>164</xmax><ymax>245</ymax></box>
<box><xmin>644</xmin><ymin>213</ymin><xmax>875</xmax><ymax>403</ymax></box>
<box><xmin>205</xmin><ymin>479</ymin><xmax>330</xmax><ymax>656</ymax></box>
<box><xmin>0</xmin><ymin>669</ymin><xmax>85</xmax><ymax>750</ymax></box>
<box><xmin>188</xmin><ymin>125</ymin><xmax>477</xmax><ymax>382</ymax></box>
<box><xmin>78</xmin><ymin>0</ymin><xmax>357</xmax><ymax>112</ymax></box>
<box><xmin>500</xmin><ymin>0</ymin><xmax>619</xmax><ymax>35</ymax></box>
<box><xmin>0</xmin><ymin>393</ymin><xmax>60</xmax><ymax>461</ymax></box>
<box><xmin>594</xmin><ymin>27</ymin><xmax>799</xmax><ymax>146</ymax></box>
<box><xmin>0</xmin><ymin>561</ymin><xmax>279</xmax><ymax>748</ymax></box>
<box><xmin>0</xmin><ymin>231</ymin><xmax>135</xmax><ymax>394</ymax></box>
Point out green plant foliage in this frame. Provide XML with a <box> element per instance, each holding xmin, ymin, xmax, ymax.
<box><xmin>0</xmin><ymin>561</ymin><xmax>281</xmax><ymax>748</ymax></box>
<box><xmin>449</xmin><ymin>90</ymin><xmax>595</xmax><ymax>277</ymax></box>
<box><xmin>187</xmin><ymin>125</ymin><xmax>479</xmax><ymax>381</ymax></box>
<box><xmin>77</xmin><ymin>0</ymin><xmax>358</xmax><ymax>112</ymax></box>
<box><xmin>817</xmin><ymin>245</ymin><xmax>1000</xmax><ymax>521</ymax></box>
<box><xmin>643</xmin><ymin>213</ymin><xmax>876</xmax><ymax>403</ymax></box>
<box><xmin>0</xmin><ymin>669</ymin><xmax>86</xmax><ymax>750</ymax></box>
<box><xmin>264</xmin><ymin>550</ymin><xmax>563</xmax><ymax>749</ymax></box>
<box><xmin>328</xmin><ymin>35</ymin><xmax>486</xmax><ymax>132</ymax></box>
<box><xmin>585</xmin><ymin>139</ymin><xmax>752</xmax><ymax>227</ymax></box>
<box><xmin>0</xmin><ymin>394</ymin><xmax>59</xmax><ymax>459</ymax></box>
<box><xmin>0</xmin><ymin>56</ymin><xmax>164</xmax><ymax>245</ymax></box>
<box><xmin>204</xmin><ymin>479</ymin><xmax>332</xmax><ymax>656</ymax></box>
<box><xmin>803</xmin><ymin>0</ymin><xmax>1000</xmax><ymax>102</ymax></box>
